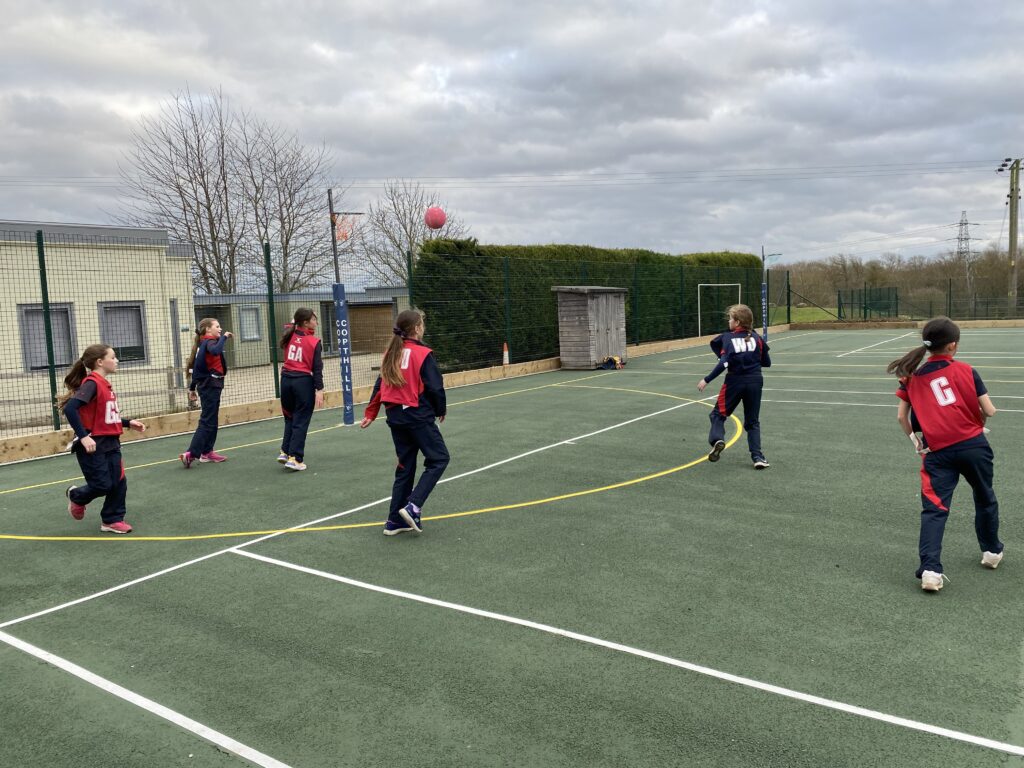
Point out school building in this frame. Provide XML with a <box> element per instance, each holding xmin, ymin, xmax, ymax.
<box><xmin>0</xmin><ymin>220</ymin><xmax>410</xmax><ymax>437</ymax></box>
<box><xmin>0</xmin><ymin>221</ymin><xmax>196</xmax><ymax>433</ymax></box>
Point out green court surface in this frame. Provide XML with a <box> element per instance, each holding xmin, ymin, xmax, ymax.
<box><xmin>1</xmin><ymin>328</ymin><xmax>1022</xmax><ymax>767</ymax></box>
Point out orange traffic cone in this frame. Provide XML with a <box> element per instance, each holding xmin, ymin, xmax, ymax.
<box><xmin>502</xmin><ymin>342</ymin><xmax>510</xmax><ymax>365</ymax></box>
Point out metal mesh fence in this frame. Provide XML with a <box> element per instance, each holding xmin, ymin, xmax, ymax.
<box><xmin>1</xmin><ymin>227</ymin><xmax>791</xmax><ymax>441</ymax></box>
<box><xmin>413</xmin><ymin>249</ymin><xmax>784</xmax><ymax>373</ymax></box>
<box><xmin>837</xmin><ymin>287</ymin><xmax>900</xmax><ymax>320</ymax></box>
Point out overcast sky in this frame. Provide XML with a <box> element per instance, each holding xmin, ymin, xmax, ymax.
<box><xmin>1</xmin><ymin>0</ymin><xmax>1022</xmax><ymax>263</ymax></box>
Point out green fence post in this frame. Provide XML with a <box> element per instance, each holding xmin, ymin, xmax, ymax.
<box><xmin>679</xmin><ymin>264</ymin><xmax>686</xmax><ymax>338</ymax></box>
<box><xmin>862</xmin><ymin>282</ymin><xmax>868</xmax><ymax>320</ymax></box>
<box><xmin>633</xmin><ymin>260</ymin><xmax>640</xmax><ymax>345</ymax></box>
<box><xmin>35</xmin><ymin>230</ymin><xmax>61</xmax><ymax>430</ymax></box>
<box><xmin>503</xmin><ymin>255</ymin><xmax>512</xmax><ymax>355</ymax></box>
<box><xmin>786</xmin><ymin>271</ymin><xmax>791</xmax><ymax>324</ymax></box>
<box><xmin>406</xmin><ymin>250</ymin><xmax>414</xmax><ymax>308</ymax></box>
<box><xmin>264</xmin><ymin>242</ymin><xmax>281</xmax><ymax>399</ymax></box>
<box><xmin>947</xmin><ymin>278</ymin><xmax>952</xmax><ymax>317</ymax></box>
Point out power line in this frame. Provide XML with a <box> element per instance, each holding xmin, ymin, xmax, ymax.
<box><xmin>0</xmin><ymin>159</ymin><xmax>996</xmax><ymax>190</ymax></box>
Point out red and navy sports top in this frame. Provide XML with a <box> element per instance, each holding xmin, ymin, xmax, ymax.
<box><xmin>77</xmin><ymin>372</ymin><xmax>123</xmax><ymax>436</ymax></box>
<box><xmin>282</xmin><ymin>329</ymin><xmax>324</xmax><ymax>390</ymax></box>
<box><xmin>704</xmin><ymin>329</ymin><xmax>771</xmax><ymax>383</ymax></box>
<box><xmin>364</xmin><ymin>340</ymin><xmax>446</xmax><ymax>424</ymax></box>
<box><xmin>189</xmin><ymin>334</ymin><xmax>227</xmax><ymax>390</ymax></box>
<box><xmin>896</xmin><ymin>355</ymin><xmax>987</xmax><ymax>452</ymax></box>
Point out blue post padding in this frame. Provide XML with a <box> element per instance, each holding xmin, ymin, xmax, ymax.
<box><xmin>332</xmin><ymin>283</ymin><xmax>355</xmax><ymax>425</ymax></box>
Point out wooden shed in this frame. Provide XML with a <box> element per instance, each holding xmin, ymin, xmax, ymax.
<box><xmin>551</xmin><ymin>286</ymin><xmax>627</xmax><ymax>370</ymax></box>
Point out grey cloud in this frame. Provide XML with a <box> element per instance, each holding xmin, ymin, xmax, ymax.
<box><xmin>0</xmin><ymin>0</ymin><xmax>1021</xmax><ymax>260</ymax></box>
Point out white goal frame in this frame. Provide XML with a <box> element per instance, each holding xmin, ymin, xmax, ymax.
<box><xmin>696</xmin><ymin>283</ymin><xmax>742</xmax><ymax>337</ymax></box>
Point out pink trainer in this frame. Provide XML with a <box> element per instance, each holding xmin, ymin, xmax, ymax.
<box><xmin>199</xmin><ymin>451</ymin><xmax>228</xmax><ymax>463</ymax></box>
<box><xmin>66</xmin><ymin>486</ymin><xmax>86</xmax><ymax>520</ymax></box>
<box><xmin>100</xmin><ymin>521</ymin><xmax>133</xmax><ymax>534</ymax></box>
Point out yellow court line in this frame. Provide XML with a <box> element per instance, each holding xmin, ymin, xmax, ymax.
<box><xmin>0</xmin><ymin>388</ymin><xmax>742</xmax><ymax>542</ymax></box>
<box><xmin>0</xmin><ymin>424</ymin><xmax>344</xmax><ymax>496</ymax></box>
<box><xmin>662</xmin><ymin>360</ymin><xmax>1024</xmax><ymax>370</ymax></box>
<box><xmin>0</xmin><ymin>372</ymin><xmax>614</xmax><ymax>498</ymax></box>
<box><xmin>630</xmin><ymin>370</ymin><xmax>1024</xmax><ymax>388</ymax></box>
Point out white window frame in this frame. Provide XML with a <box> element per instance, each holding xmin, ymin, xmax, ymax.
<box><xmin>239</xmin><ymin>305</ymin><xmax>262</xmax><ymax>342</ymax></box>
<box><xmin>98</xmin><ymin>301</ymin><xmax>149</xmax><ymax>365</ymax></box>
<box><xmin>19</xmin><ymin>303</ymin><xmax>77</xmax><ymax>372</ymax></box>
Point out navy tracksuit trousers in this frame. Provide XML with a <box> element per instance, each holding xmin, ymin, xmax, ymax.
<box><xmin>708</xmin><ymin>374</ymin><xmax>765</xmax><ymax>460</ymax></box>
<box><xmin>187</xmin><ymin>381</ymin><xmax>223</xmax><ymax>456</ymax></box>
<box><xmin>917</xmin><ymin>439</ymin><xmax>1002</xmax><ymax>576</ymax></box>
<box><xmin>69</xmin><ymin>448</ymin><xmax>127</xmax><ymax>524</ymax></box>
<box><xmin>387</xmin><ymin>419</ymin><xmax>450</xmax><ymax>523</ymax></box>
<box><xmin>281</xmin><ymin>374</ymin><xmax>315</xmax><ymax>462</ymax></box>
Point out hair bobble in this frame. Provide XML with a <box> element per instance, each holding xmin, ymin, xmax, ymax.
<box><xmin>922</xmin><ymin>339</ymin><xmax>932</xmax><ymax>348</ymax></box>
<box><xmin>393</xmin><ymin>326</ymin><xmax>407</xmax><ymax>338</ymax></box>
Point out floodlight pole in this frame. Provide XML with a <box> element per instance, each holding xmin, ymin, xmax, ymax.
<box><xmin>1009</xmin><ymin>160</ymin><xmax>1021</xmax><ymax>317</ymax></box>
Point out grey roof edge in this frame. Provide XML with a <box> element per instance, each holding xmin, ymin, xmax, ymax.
<box><xmin>551</xmin><ymin>285</ymin><xmax>629</xmax><ymax>293</ymax></box>
<box><xmin>0</xmin><ymin>220</ymin><xmax>170</xmax><ymax>243</ymax></box>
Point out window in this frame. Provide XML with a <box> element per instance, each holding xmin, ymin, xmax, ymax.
<box><xmin>99</xmin><ymin>302</ymin><xmax>147</xmax><ymax>363</ymax></box>
<box><xmin>20</xmin><ymin>304</ymin><xmax>76</xmax><ymax>371</ymax></box>
<box><xmin>239</xmin><ymin>306</ymin><xmax>262</xmax><ymax>341</ymax></box>
<box><xmin>320</xmin><ymin>300</ymin><xmax>337</xmax><ymax>354</ymax></box>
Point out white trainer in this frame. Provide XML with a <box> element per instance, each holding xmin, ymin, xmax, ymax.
<box><xmin>981</xmin><ymin>551</ymin><xmax>1004</xmax><ymax>569</ymax></box>
<box><xmin>920</xmin><ymin>570</ymin><xmax>947</xmax><ymax>592</ymax></box>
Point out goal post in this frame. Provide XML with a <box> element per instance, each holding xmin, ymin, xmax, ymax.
<box><xmin>696</xmin><ymin>283</ymin><xmax>742</xmax><ymax>337</ymax></box>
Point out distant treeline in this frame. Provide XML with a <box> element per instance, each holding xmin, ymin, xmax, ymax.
<box><xmin>781</xmin><ymin>246</ymin><xmax>1016</xmax><ymax>310</ymax></box>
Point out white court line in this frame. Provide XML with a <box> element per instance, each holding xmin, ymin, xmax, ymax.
<box><xmin>659</xmin><ymin>331</ymin><xmax>827</xmax><ymax>363</ymax></box>
<box><xmin>761</xmin><ymin>399</ymin><xmax>1024</xmax><ymax>412</ymax></box>
<box><xmin>0</xmin><ymin>629</ymin><xmax>291</xmax><ymax>768</ymax></box>
<box><xmin>0</xmin><ymin>395</ymin><xmax>706</xmax><ymax>631</ymax></box>
<box><xmin>763</xmin><ymin>399</ymin><xmax>893</xmax><ymax>408</ymax></box>
<box><xmin>836</xmin><ymin>332</ymin><xmax>916</xmax><ymax>358</ymax></box>
<box><xmin>232</xmin><ymin>550</ymin><xmax>1024</xmax><ymax>759</ymax></box>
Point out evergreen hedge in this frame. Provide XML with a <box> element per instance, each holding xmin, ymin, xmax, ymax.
<box><xmin>413</xmin><ymin>240</ymin><xmax>765</xmax><ymax>372</ymax></box>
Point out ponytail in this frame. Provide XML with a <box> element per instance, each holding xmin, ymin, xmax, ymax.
<box><xmin>887</xmin><ymin>316</ymin><xmax>961</xmax><ymax>379</ymax></box>
<box><xmin>381</xmin><ymin>309</ymin><xmax>424</xmax><ymax>387</ymax></box>
<box><xmin>886</xmin><ymin>347</ymin><xmax>928</xmax><ymax>379</ymax></box>
<box><xmin>187</xmin><ymin>318</ymin><xmax>217</xmax><ymax>380</ymax></box>
<box><xmin>281</xmin><ymin>307</ymin><xmax>316</xmax><ymax>350</ymax></box>
<box><xmin>57</xmin><ymin>344</ymin><xmax>111</xmax><ymax>409</ymax></box>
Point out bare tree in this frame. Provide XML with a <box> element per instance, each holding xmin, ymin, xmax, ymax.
<box><xmin>119</xmin><ymin>88</ymin><xmax>338</xmax><ymax>294</ymax></box>
<box><xmin>236</xmin><ymin>117</ymin><xmax>334</xmax><ymax>293</ymax></box>
<box><xmin>119</xmin><ymin>88</ymin><xmax>250</xmax><ymax>293</ymax></box>
<box><xmin>355</xmin><ymin>179</ymin><xmax>469</xmax><ymax>285</ymax></box>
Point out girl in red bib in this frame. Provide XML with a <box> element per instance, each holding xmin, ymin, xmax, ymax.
<box><xmin>360</xmin><ymin>309</ymin><xmax>449</xmax><ymax>535</ymax></box>
<box><xmin>179</xmin><ymin>317</ymin><xmax>232</xmax><ymax>468</ymax></box>
<box><xmin>59</xmin><ymin>345</ymin><xmax>146</xmax><ymax>534</ymax></box>
<box><xmin>887</xmin><ymin>317</ymin><xmax>1002</xmax><ymax>592</ymax></box>
<box><xmin>278</xmin><ymin>308</ymin><xmax>324</xmax><ymax>471</ymax></box>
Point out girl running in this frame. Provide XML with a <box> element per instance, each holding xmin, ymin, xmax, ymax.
<box><xmin>60</xmin><ymin>344</ymin><xmax>146</xmax><ymax>534</ymax></box>
<box><xmin>697</xmin><ymin>304</ymin><xmax>772</xmax><ymax>468</ymax></box>
<box><xmin>279</xmin><ymin>308</ymin><xmax>324</xmax><ymax>471</ymax></box>
<box><xmin>179</xmin><ymin>317</ymin><xmax>232</xmax><ymax>468</ymax></box>
<box><xmin>360</xmin><ymin>309</ymin><xmax>449</xmax><ymax>536</ymax></box>
<box><xmin>887</xmin><ymin>317</ymin><xmax>1002</xmax><ymax>592</ymax></box>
